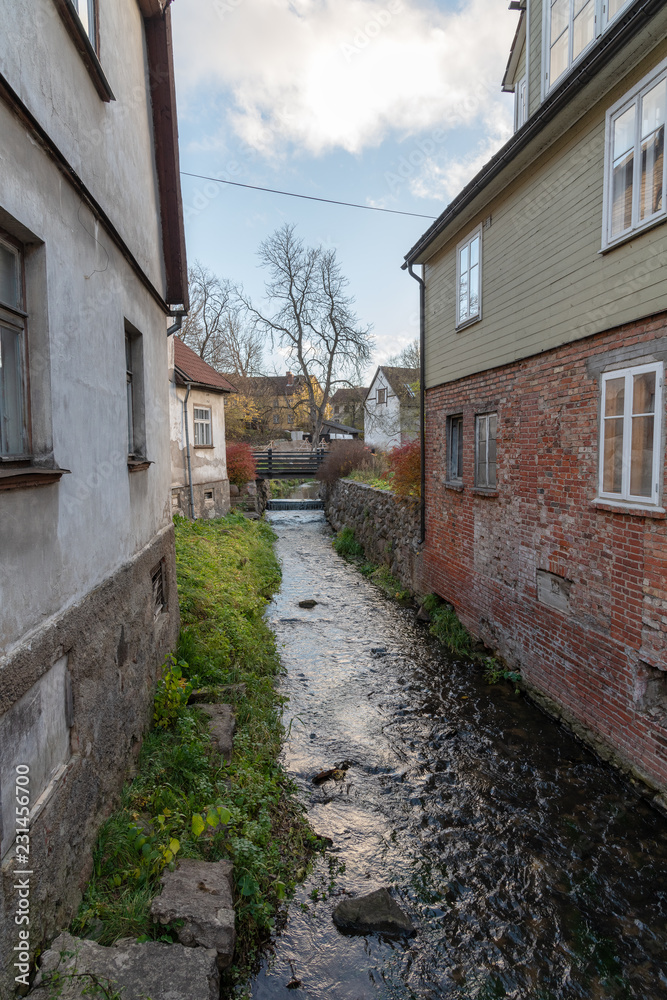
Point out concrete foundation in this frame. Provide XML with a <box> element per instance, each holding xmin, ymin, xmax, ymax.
<box><xmin>0</xmin><ymin>526</ymin><xmax>179</xmax><ymax>1000</ymax></box>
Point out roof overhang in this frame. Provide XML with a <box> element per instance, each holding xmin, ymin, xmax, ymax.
<box><xmin>502</xmin><ymin>6</ymin><xmax>526</xmax><ymax>93</ymax></box>
<box><xmin>174</xmin><ymin>369</ymin><xmax>234</xmax><ymax>394</ymax></box>
<box><xmin>404</xmin><ymin>0</ymin><xmax>667</xmax><ymax>268</ymax></box>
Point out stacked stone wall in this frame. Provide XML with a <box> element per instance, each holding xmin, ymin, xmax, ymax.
<box><xmin>322</xmin><ymin>479</ymin><xmax>424</xmax><ymax>595</ymax></box>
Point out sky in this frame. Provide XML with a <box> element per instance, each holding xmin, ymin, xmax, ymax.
<box><xmin>171</xmin><ymin>0</ymin><xmax>518</xmax><ymax>381</ymax></box>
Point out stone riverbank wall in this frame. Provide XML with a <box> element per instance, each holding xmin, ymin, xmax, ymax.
<box><xmin>322</xmin><ymin>479</ymin><xmax>424</xmax><ymax>595</ymax></box>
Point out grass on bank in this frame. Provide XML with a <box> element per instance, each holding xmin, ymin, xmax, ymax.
<box><xmin>71</xmin><ymin>512</ymin><xmax>322</xmax><ymax>989</ymax></box>
<box><xmin>332</xmin><ymin>525</ymin><xmax>521</xmax><ymax>689</ymax></box>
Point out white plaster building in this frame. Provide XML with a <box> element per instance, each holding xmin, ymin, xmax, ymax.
<box><xmin>364</xmin><ymin>366</ymin><xmax>420</xmax><ymax>451</ymax></box>
<box><xmin>169</xmin><ymin>336</ymin><xmax>235</xmax><ymax>519</ymax></box>
<box><xmin>0</xmin><ymin>1</ymin><xmax>188</xmax><ymax>988</ymax></box>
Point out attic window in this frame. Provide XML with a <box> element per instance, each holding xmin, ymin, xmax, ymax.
<box><xmin>151</xmin><ymin>562</ymin><xmax>166</xmax><ymax>617</ymax></box>
<box><xmin>377</xmin><ymin>387</ymin><xmax>387</xmax><ymax>405</ymax></box>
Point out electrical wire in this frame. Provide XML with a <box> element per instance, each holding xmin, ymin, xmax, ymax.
<box><xmin>180</xmin><ymin>171</ymin><xmax>437</xmax><ymax>220</ymax></box>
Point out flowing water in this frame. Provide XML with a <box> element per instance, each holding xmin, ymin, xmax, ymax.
<box><xmin>250</xmin><ymin>509</ymin><xmax>667</xmax><ymax>1000</ymax></box>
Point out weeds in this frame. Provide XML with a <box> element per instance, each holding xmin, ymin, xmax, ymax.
<box><xmin>332</xmin><ymin>526</ymin><xmax>364</xmax><ymax>559</ymax></box>
<box><xmin>72</xmin><ymin>512</ymin><xmax>322</xmax><ymax>991</ymax></box>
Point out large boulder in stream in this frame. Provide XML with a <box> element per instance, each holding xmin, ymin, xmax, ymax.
<box><xmin>332</xmin><ymin>888</ymin><xmax>415</xmax><ymax>936</ymax></box>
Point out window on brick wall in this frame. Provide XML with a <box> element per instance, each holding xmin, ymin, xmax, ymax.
<box><xmin>599</xmin><ymin>362</ymin><xmax>663</xmax><ymax>506</ymax></box>
<box><xmin>447</xmin><ymin>414</ymin><xmax>464</xmax><ymax>482</ymax></box>
<box><xmin>475</xmin><ymin>412</ymin><xmax>497</xmax><ymax>488</ymax></box>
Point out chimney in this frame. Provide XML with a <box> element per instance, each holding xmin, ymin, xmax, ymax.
<box><xmin>286</xmin><ymin>371</ymin><xmax>293</xmax><ymax>385</ymax></box>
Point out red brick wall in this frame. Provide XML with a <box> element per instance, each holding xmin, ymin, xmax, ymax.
<box><xmin>424</xmin><ymin>313</ymin><xmax>667</xmax><ymax>792</ymax></box>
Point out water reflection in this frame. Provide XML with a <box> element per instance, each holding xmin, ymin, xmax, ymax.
<box><xmin>251</xmin><ymin>510</ymin><xmax>667</xmax><ymax>1000</ymax></box>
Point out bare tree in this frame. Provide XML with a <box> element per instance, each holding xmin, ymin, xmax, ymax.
<box><xmin>181</xmin><ymin>261</ymin><xmax>265</xmax><ymax>376</ymax></box>
<box><xmin>386</xmin><ymin>338</ymin><xmax>420</xmax><ymax>368</ymax></box>
<box><xmin>238</xmin><ymin>225</ymin><xmax>373</xmax><ymax>444</ymax></box>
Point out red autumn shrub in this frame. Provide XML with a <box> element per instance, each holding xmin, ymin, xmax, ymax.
<box><xmin>388</xmin><ymin>439</ymin><xmax>421</xmax><ymax>497</ymax></box>
<box><xmin>316</xmin><ymin>440</ymin><xmax>373</xmax><ymax>484</ymax></box>
<box><xmin>226</xmin><ymin>442</ymin><xmax>257</xmax><ymax>486</ymax></box>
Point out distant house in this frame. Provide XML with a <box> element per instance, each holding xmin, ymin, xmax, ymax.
<box><xmin>364</xmin><ymin>366</ymin><xmax>419</xmax><ymax>451</ymax></box>
<box><xmin>291</xmin><ymin>418</ymin><xmax>361</xmax><ymax>442</ymax></box>
<box><xmin>331</xmin><ymin>386</ymin><xmax>369</xmax><ymax>435</ymax></box>
<box><xmin>226</xmin><ymin>371</ymin><xmax>321</xmax><ymax>436</ymax></box>
<box><xmin>404</xmin><ymin>1</ymin><xmax>667</xmax><ymax>794</ymax></box>
<box><xmin>0</xmin><ymin>0</ymin><xmax>187</xmax><ymax>985</ymax></box>
<box><xmin>170</xmin><ymin>337</ymin><xmax>236</xmax><ymax>519</ymax></box>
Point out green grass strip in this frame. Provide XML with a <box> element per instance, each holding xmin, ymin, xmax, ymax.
<box><xmin>71</xmin><ymin>511</ymin><xmax>322</xmax><ymax>990</ymax></box>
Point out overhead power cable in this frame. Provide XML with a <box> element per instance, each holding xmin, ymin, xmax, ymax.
<box><xmin>180</xmin><ymin>171</ymin><xmax>437</xmax><ymax>220</ymax></box>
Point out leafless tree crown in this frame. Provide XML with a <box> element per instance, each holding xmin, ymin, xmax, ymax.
<box><xmin>181</xmin><ymin>261</ymin><xmax>265</xmax><ymax>376</ymax></box>
<box><xmin>238</xmin><ymin>224</ymin><xmax>374</xmax><ymax>442</ymax></box>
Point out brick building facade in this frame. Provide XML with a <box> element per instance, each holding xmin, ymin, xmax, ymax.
<box><xmin>423</xmin><ymin>314</ymin><xmax>667</xmax><ymax>793</ymax></box>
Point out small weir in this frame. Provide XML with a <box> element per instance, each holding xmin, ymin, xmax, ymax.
<box><xmin>265</xmin><ymin>499</ymin><xmax>325</xmax><ymax>511</ymax></box>
<box><xmin>253</xmin><ymin>505</ymin><xmax>667</xmax><ymax>1000</ymax></box>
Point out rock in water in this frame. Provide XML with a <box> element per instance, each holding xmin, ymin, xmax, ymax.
<box><xmin>332</xmin><ymin>888</ymin><xmax>415</xmax><ymax>936</ymax></box>
<box><xmin>299</xmin><ymin>599</ymin><xmax>318</xmax><ymax>608</ymax></box>
<box><xmin>30</xmin><ymin>932</ymin><xmax>219</xmax><ymax>1000</ymax></box>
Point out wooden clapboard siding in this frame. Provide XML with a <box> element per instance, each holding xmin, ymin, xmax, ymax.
<box><xmin>424</xmin><ymin>36</ymin><xmax>667</xmax><ymax>391</ymax></box>
<box><xmin>528</xmin><ymin>0</ymin><xmax>543</xmax><ymax>116</ymax></box>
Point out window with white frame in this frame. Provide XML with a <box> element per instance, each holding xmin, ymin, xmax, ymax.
<box><xmin>475</xmin><ymin>413</ymin><xmax>497</xmax><ymax>488</ymax></box>
<box><xmin>515</xmin><ymin>76</ymin><xmax>527</xmax><ymax>130</ymax></box>
<box><xmin>599</xmin><ymin>362</ymin><xmax>663</xmax><ymax>506</ymax></box>
<box><xmin>546</xmin><ymin>0</ymin><xmax>636</xmax><ymax>93</ymax></box>
<box><xmin>456</xmin><ymin>227</ymin><xmax>482</xmax><ymax>328</ymax></box>
<box><xmin>0</xmin><ymin>236</ymin><xmax>28</xmax><ymax>457</ymax></box>
<box><xmin>447</xmin><ymin>414</ymin><xmax>464</xmax><ymax>482</ymax></box>
<box><xmin>73</xmin><ymin>0</ymin><xmax>97</xmax><ymax>47</ymax></box>
<box><xmin>125</xmin><ymin>328</ymin><xmax>147</xmax><ymax>461</ymax></box>
<box><xmin>193</xmin><ymin>407</ymin><xmax>212</xmax><ymax>446</ymax></box>
<box><xmin>547</xmin><ymin>0</ymin><xmax>596</xmax><ymax>89</ymax></box>
<box><xmin>377</xmin><ymin>387</ymin><xmax>387</xmax><ymax>404</ymax></box>
<box><xmin>603</xmin><ymin>60</ymin><xmax>666</xmax><ymax>248</ymax></box>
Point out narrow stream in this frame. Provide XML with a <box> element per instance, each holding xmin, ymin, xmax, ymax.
<box><xmin>250</xmin><ymin>508</ymin><xmax>667</xmax><ymax>1000</ymax></box>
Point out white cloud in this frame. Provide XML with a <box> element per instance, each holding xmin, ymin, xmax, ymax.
<box><xmin>408</xmin><ymin>122</ymin><xmax>513</xmax><ymax>202</ymax></box>
<box><xmin>173</xmin><ymin>0</ymin><xmax>518</xmax><ymax>157</ymax></box>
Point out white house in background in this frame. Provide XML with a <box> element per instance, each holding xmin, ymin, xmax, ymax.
<box><xmin>364</xmin><ymin>366</ymin><xmax>420</xmax><ymax>451</ymax></box>
<box><xmin>0</xmin><ymin>0</ymin><xmax>187</xmax><ymax>987</ymax></box>
<box><xmin>170</xmin><ymin>336</ymin><xmax>236</xmax><ymax>518</ymax></box>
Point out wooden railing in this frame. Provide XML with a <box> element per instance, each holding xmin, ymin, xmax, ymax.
<box><xmin>252</xmin><ymin>448</ymin><xmax>329</xmax><ymax>479</ymax></box>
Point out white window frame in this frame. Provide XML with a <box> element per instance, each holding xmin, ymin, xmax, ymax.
<box><xmin>377</xmin><ymin>386</ymin><xmax>387</xmax><ymax>405</ymax></box>
<box><xmin>456</xmin><ymin>226</ymin><xmax>482</xmax><ymax>330</ymax></box>
<box><xmin>0</xmin><ymin>234</ymin><xmax>28</xmax><ymax>458</ymax></box>
<box><xmin>515</xmin><ymin>75</ymin><xmax>527</xmax><ymax>130</ymax></box>
<box><xmin>475</xmin><ymin>412</ymin><xmax>497</xmax><ymax>489</ymax></box>
<box><xmin>601</xmin><ymin>58</ymin><xmax>667</xmax><ymax>251</ymax></box>
<box><xmin>193</xmin><ymin>406</ymin><xmax>212</xmax><ymax>446</ymax></box>
<box><xmin>598</xmin><ymin>362</ymin><xmax>663</xmax><ymax>508</ymax></box>
<box><xmin>542</xmin><ymin>0</ymin><xmax>633</xmax><ymax>97</ymax></box>
<box><xmin>447</xmin><ymin>413</ymin><xmax>464</xmax><ymax>483</ymax></box>
<box><xmin>73</xmin><ymin>0</ymin><xmax>97</xmax><ymax>47</ymax></box>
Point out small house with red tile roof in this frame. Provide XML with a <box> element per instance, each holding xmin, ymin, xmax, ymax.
<box><xmin>169</xmin><ymin>336</ymin><xmax>236</xmax><ymax>518</ymax></box>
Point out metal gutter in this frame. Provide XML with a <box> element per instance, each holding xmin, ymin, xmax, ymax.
<box><xmin>183</xmin><ymin>383</ymin><xmax>195</xmax><ymax>519</ymax></box>
<box><xmin>407</xmin><ymin>263</ymin><xmax>426</xmax><ymax>545</ymax></box>
<box><xmin>404</xmin><ymin>0</ymin><xmax>664</xmax><ymax>266</ymax></box>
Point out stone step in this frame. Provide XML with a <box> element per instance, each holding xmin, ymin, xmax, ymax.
<box><xmin>150</xmin><ymin>859</ymin><xmax>236</xmax><ymax>968</ymax></box>
<box><xmin>30</xmin><ymin>932</ymin><xmax>219</xmax><ymax>1000</ymax></box>
<box><xmin>198</xmin><ymin>703</ymin><xmax>235</xmax><ymax>762</ymax></box>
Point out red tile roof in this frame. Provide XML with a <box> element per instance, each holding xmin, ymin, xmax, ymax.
<box><xmin>173</xmin><ymin>337</ymin><xmax>237</xmax><ymax>393</ymax></box>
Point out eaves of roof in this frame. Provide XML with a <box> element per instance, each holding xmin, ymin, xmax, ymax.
<box><xmin>404</xmin><ymin>0</ymin><xmax>665</xmax><ymax>268</ymax></box>
<box><xmin>501</xmin><ymin>6</ymin><xmax>526</xmax><ymax>93</ymax></box>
